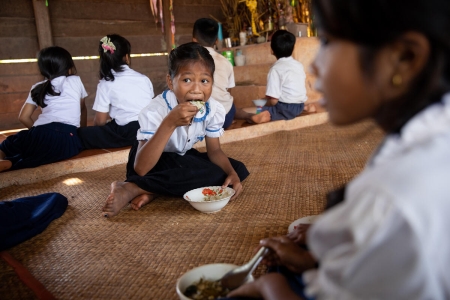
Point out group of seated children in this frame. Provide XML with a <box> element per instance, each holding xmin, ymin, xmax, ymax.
<box><xmin>0</xmin><ymin>34</ymin><xmax>154</xmax><ymax>172</ymax></box>
<box><xmin>2</xmin><ymin>0</ymin><xmax>450</xmax><ymax>297</ymax></box>
<box><xmin>0</xmin><ymin>19</ymin><xmax>308</xmax><ymax>174</ymax></box>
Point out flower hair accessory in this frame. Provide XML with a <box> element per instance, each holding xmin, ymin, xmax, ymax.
<box><xmin>100</xmin><ymin>36</ymin><xmax>116</xmax><ymax>54</ymax></box>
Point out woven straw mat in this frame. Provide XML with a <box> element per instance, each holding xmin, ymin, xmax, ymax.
<box><xmin>0</xmin><ymin>121</ymin><xmax>383</xmax><ymax>300</ymax></box>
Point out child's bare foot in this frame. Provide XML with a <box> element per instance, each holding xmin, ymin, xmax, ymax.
<box><xmin>0</xmin><ymin>160</ymin><xmax>12</xmax><ymax>172</ymax></box>
<box><xmin>103</xmin><ymin>181</ymin><xmax>145</xmax><ymax>217</ymax></box>
<box><xmin>130</xmin><ymin>193</ymin><xmax>156</xmax><ymax>210</ymax></box>
<box><xmin>248</xmin><ymin>111</ymin><xmax>271</xmax><ymax>124</ymax></box>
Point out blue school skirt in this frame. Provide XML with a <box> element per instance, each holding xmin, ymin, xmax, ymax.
<box><xmin>262</xmin><ymin>102</ymin><xmax>305</xmax><ymax>121</ymax></box>
<box><xmin>77</xmin><ymin>119</ymin><xmax>140</xmax><ymax>150</ymax></box>
<box><xmin>125</xmin><ymin>142</ymin><xmax>250</xmax><ymax>196</ymax></box>
<box><xmin>0</xmin><ymin>122</ymin><xmax>82</xmax><ymax>170</ymax></box>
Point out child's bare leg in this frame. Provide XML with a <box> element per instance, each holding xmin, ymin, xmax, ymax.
<box><xmin>234</xmin><ymin>107</ymin><xmax>254</xmax><ymax>120</ymax></box>
<box><xmin>103</xmin><ymin>181</ymin><xmax>149</xmax><ymax>217</ymax></box>
<box><xmin>0</xmin><ymin>150</ymin><xmax>12</xmax><ymax>172</ymax></box>
<box><xmin>130</xmin><ymin>193</ymin><xmax>157</xmax><ymax>211</ymax></box>
<box><xmin>249</xmin><ymin>110</ymin><xmax>271</xmax><ymax>124</ymax></box>
<box><xmin>0</xmin><ymin>160</ymin><xmax>12</xmax><ymax>172</ymax></box>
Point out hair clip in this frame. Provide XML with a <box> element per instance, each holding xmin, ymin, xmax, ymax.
<box><xmin>100</xmin><ymin>36</ymin><xmax>116</xmax><ymax>54</ymax></box>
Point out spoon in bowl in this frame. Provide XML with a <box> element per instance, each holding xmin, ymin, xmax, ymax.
<box><xmin>220</xmin><ymin>247</ymin><xmax>270</xmax><ymax>290</ymax></box>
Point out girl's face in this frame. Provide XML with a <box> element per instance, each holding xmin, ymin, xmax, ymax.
<box><xmin>167</xmin><ymin>61</ymin><xmax>213</xmax><ymax>104</ymax></box>
<box><xmin>311</xmin><ymin>33</ymin><xmax>392</xmax><ymax>126</ymax></box>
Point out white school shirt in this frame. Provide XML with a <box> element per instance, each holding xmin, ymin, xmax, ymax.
<box><xmin>25</xmin><ymin>75</ymin><xmax>87</xmax><ymax>127</ymax></box>
<box><xmin>303</xmin><ymin>93</ymin><xmax>450</xmax><ymax>300</ymax></box>
<box><xmin>205</xmin><ymin>47</ymin><xmax>235</xmax><ymax>113</ymax></box>
<box><xmin>93</xmin><ymin>65</ymin><xmax>154</xmax><ymax>126</ymax></box>
<box><xmin>136</xmin><ymin>90</ymin><xmax>225</xmax><ymax>155</ymax></box>
<box><xmin>266</xmin><ymin>56</ymin><xmax>307</xmax><ymax>104</ymax></box>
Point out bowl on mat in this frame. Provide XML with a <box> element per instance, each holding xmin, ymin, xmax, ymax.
<box><xmin>252</xmin><ymin>99</ymin><xmax>267</xmax><ymax>107</ymax></box>
<box><xmin>183</xmin><ymin>186</ymin><xmax>235</xmax><ymax>213</ymax></box>
<box><xmin>176</xmin><ymin>263</ymin><xmax>254</xmax><ymax>300</ymax></box>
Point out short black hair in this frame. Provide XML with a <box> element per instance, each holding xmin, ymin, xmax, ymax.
<box><xmin>270</xmin><ymin>30</ymin><xmax>296</xmax><ymax>59</ymax></box>
<box><xmin>168</xmin><ymin>42</ymin><xmax>215</xmax><ymax>80</ymax></box>
<box><xmin>193</xmin><ymin>18</ymin><xmax>219</xmax><ymax>47</ymax></box>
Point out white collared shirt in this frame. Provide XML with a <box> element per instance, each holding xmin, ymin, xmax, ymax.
<box><xmin>93</xmin><ymin>65</ymin><xmax>154</xmax><ymax>126</ymax></box>
<box><xmin>304</xmin><ymin>93</ymin><xmax>450</xmax><ymax>300</ymax></box>
<box><xmin>205</xmin><ymin>47</ymin><xmax>235</xmax><ymax>113</ymax></box>
<box><xmin>26</xmin><ymin>75</ymin><xmax>88</xmax><ymax>127</ymax></box>
<box><xmin>136</xmin><ymin>90</ymin><xmax>225</xmax><ymax>155</ymax></box>
<box><xmin>266</xmin><ymin>56</ymin><xmax>307</xmax><ymax>104</ymax></box>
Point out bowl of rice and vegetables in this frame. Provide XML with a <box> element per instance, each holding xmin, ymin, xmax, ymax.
<box><xmin>183</xmin><ymin>186</ymin><xmax>235</xmax><ymax>213</ymax></box>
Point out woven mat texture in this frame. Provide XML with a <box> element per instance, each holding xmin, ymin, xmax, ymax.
<box><xmin>0</xmin><ymin>121</ymin><xmax>383</xmax><ymax>300</ymax></box>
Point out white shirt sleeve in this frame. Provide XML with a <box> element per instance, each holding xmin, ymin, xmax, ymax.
<box><xmin>205</xmin><ymin>101</ymin><xmax>226</xmax><ymax>138</ymax></box>
<box><xmin>92</xmin><ymin>82</ymin><xmax>110</xmax><ymax>113</ymax></box>
<box><xmin>136</xmin><ymin>102</ymin><xmax>165</xmax><ymax>141</ymax></box>
<box><xmin>265</xmin><ymin>68</ymin><xmax>282</xmax><ymax>99</ymax></box>
<box><xmin>304</xmin><ymin>189</ymin><xmax>428</xmax><ymax>300</ymax></box>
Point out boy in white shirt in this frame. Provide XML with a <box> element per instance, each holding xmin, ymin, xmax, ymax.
<box><xmin>192</xmin><ymin>18</ymin><xmax>236</xmax><ymax>129</ymax></box>
<box><xmin>236</xmin><ymin>30</ymin><xmax>307</xmax><ymax>124</ymax></box>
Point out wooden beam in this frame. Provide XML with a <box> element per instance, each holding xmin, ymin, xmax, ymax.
<box><xmin>162</xmin><ymin>0</ymin><xmax>173</xmax><ymax>52</ymax></box>
<box><xmin>32</xmin><ymin>0</ymin><xmax>53</xmax><ymax>49</ymax></box>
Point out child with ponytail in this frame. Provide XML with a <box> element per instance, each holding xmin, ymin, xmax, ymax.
<box><xmin>77</xmin><ymin>34</ymin><xmax>154</xmax><ymax>149</ymax></box>
<box><xmin>0</xmin><ymin>46</ymin><xmax>87</xmax><ymax>172</ymax></box>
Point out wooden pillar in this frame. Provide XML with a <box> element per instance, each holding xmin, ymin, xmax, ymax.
<box><xmin>162</xmin><ymin>0</ymin><xmax>173</xmax><ymax>52</ymax></box>
<box><xmin>32</xmin><ymin>0</ymin><xmax>53</xmax><ymax>49</ymax></box>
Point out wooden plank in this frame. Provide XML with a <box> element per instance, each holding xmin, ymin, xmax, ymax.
<box><xmin>54</xmin><ymin>35</ymin><xmax>168</xmax><ymax>56</ymax></box>
<box><xmin>0</xmin><ymin>37</ymin><xmax>39</xmax><ymax>60</ymax></box>
<box><xmin>1</xmin><ymin>93</ymin><xmax>29</xmax><ymax>114</ymax></box>
<box><xmin>49</xmin><ymin>1</ymin><xmax>152</xmax><ymax>21</ymax></box>
<box><xmin>0</xmin><ymin>18</ymin><xmax>37</xmax><ymax>37</ymax></box>
<box><xmin>0</xmin><ymin>0</ymin><xmax>34</xmax><ymax>18</ymax></box>
<box><xmin>177</xmin><ymin>0</ymin><xmax>222</xmax><ymax>5</ymax></box>
<box><xmin>51</xmin><ymin>19</ymin><xmax>158</xmax><ymax>37</ymax></box>
<box><xmin>32</xmin><ymin>0</ymin><xmax>54</xmax><ymax>48</ymax></box>
<box><xmin>0</xmin><ymin>75</ymin><xmax>42</xmax><ymax>93</ymax></box>
<box><xmin>0</xmin><ymin>62</ymin><xmax>40</xmax><ymax>76</ymax></box>
<box><xmin>173</xmin><ymin>5</ymin><xmax>224</xmax><ymax>23</ymax></box>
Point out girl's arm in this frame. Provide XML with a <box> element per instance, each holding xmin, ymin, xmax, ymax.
<box><xmin>80</xmin><ymin>98</ymin><xmax>87</xmax><ymax>127</ymax></box>
<box><xmin>18</xmin><ymin>103</ymin><xmax>37</xmax><ymax>129</ymax></box>
<box><xmin>93</xmin><ymin>112</ymin><xmax>109</xmax><ymax>126</ymax></box>
<box><xmin>134</xmin><ymin>103</ymin><xmax>197</xmax><ymax>176</ymax></box>
<box><xmin>205</xmin><ymin>136</ymin><xmax>243</xmax><ymax>199</ymax></box>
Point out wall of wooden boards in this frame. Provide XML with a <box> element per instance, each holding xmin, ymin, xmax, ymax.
<box><xmin>0</xmin><ymin>0</ymin><xmax>224</xmax><ymax>130</ymax></box>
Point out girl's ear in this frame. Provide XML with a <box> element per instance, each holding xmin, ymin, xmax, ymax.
<box><xmin>390</xmin><ymin>32</ymin><xmax>430</xmax><ymax>88</ymax></box>
<box><xmin>166</xmin><ymin>74</ymin><xmax>173</xmax><ymax>90</ymax></box>
<box><xmin>124</xmin><ymin>54</ymin><xmax>130</xmax><ymax>65</ymax></box>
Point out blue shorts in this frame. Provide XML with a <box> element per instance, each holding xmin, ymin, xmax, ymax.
<box><xmin>262</xmin><ymin>102</ymin><xmax>304</xmax><ymax>121</ymax></box>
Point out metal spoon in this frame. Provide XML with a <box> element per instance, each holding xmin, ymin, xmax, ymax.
<box><xmin>220</xmin><ymin>247</ymin><xmax>270</xmax><ymax>290</ymax></box>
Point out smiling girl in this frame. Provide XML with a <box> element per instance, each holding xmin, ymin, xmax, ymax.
<box><xmin>102</xmin><ymin>42</ymin><xmax>249</xmax><ymax>217</ymax></box>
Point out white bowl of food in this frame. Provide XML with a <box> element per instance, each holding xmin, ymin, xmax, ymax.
<box><xmin>183</xmin><ymin>186</ymin><xmax>235</xmax><ymax>213</ymax></box>
<box><xmin>252</xmin><ymin>99</ymin><xmax>267</xmax><ymax>107</ymax></box>
<box><xmin>176</xmin><ymin>263</ymin><xmax>254</xmax><ymax>300</ymax></box>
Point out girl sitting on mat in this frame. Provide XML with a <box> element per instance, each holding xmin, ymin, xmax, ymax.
<box><xmin>225</xmin><ymin>0</ymin><xmax>450</xmax><ymax>299</ymax></box>
<box><xmin>0</xmin><ymin>46</ymin><xmax>87</xmax><ymax>172</ymax></box>
<box><xmin>102</xmin><ymin>42</ymin><xmax>249</xmax><ymax>217</ymax></box>
<box><xmin>77</xmin><ymin>34</ymin><xmax>154</xmax><ymax>149</ymax></box>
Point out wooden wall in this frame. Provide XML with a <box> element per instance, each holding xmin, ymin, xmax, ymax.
<box><xmin>0</xmin><ymin>0</ymin><xmax>224</xmax><ymax>131</ymax></box>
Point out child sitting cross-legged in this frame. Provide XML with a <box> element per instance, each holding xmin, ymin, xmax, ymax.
<box><xmin>235</xmin><ymin>30</ymin><xmax>307</xmax><ymax>124</ymax></box>
<box><xmin>102</xmin><ymin>42</ymin><xmax>250</xmax><ymax>217</ymax></box>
